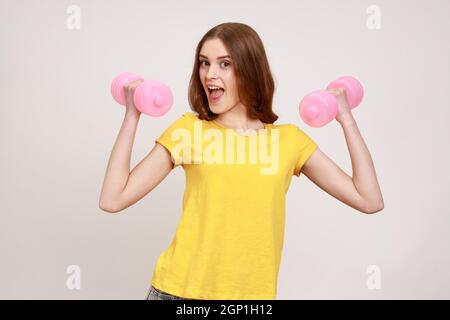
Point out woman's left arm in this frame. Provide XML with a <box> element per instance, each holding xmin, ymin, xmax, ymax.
<box><xmin>301</xmin><ymin>88</ymin><xmax>384</xmax><ymax>214</ymax></box>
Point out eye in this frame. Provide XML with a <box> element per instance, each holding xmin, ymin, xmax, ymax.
<box><xmin>199</xmin><ymin>60</ymin><xmax>231</xmax><ymax>68</ymax></box>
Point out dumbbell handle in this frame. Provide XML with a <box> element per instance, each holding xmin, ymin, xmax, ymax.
<box><xmin>111</xmin><ymin>72</ymin><xmax>144</xmax><ymax>106</ymax></box>
<box><xmin>325</xmin><ymin>76</ymin><xmax>364</xmax><ymax>109</ymax></box>
<box><xmin>111</xmin><ymin>72</ymin><xmax>173</xmax><ymax>117</ymax></box>
<box><xmin>299</xmin><ymin>76</ymin><xmax>364</xmax><ymax>127</ymax></box>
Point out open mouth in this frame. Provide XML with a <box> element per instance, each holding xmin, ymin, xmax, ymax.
<box><xmin>207</xmin><ymin>87</ymin><xmax>224</xmax><ymax>94</ymax></box>
<box><xmin>207</xmin><ymin>87</ymin><xmax>225</xmax><ymax>102</ymax></box>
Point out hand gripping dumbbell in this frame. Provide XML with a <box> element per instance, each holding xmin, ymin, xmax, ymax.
<box><xmin>298</xmin><ymin>76</ymin><xmax>364</xmax><ymax>127</ymax></box>
<box><xmin>111</xmin><ymin>72</ymin><xmax>173</xmax><ymax>117</ymax></box>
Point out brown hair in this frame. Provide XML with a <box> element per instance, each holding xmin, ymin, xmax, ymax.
<box><xmin>188</xmin><ymin>22</ymin><xmax>279</xmax><ymax>124</ymax></box>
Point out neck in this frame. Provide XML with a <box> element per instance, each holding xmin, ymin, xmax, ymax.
<box><xmin>215</xmin><ymin>105</ymin><xmax>264</xmax><ymax>130</ymax></box>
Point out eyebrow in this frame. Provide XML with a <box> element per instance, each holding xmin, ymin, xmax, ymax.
<box><xmin>199</xmin><ymin>54</ymin><xmax>231</xmax><ymax>60</ymax></box>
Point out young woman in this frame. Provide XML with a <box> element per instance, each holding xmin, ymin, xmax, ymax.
<box><xmin>99</xmin><ymin>22</ymin><xmax>384</xmax><ymax>300</ymax></box>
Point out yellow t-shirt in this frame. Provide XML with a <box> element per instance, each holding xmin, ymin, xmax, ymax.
<box><xmin>151</xmin><ymin>111</ymin><xmax>318</xmax><ymax>300</ymax></box>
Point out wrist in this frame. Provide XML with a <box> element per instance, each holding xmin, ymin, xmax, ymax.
<box><xmin>337</xmin><ymin>113</ymin><xmax>355</xmax><ymax>126</ymax></box>
<box><xmin>125</xmin><ymin>110</ymin><xmax>141</xmax><ymax>120</ymax></box>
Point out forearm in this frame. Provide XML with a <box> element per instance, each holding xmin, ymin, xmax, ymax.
<box><xmin>99</xmin><ymin>112</ymin><xmax>140</xmax><ymax>208</ymax></box>
<box><xmin>339</xmin><ymin>114</ymin><xmax>384</xmax><ymax>210</ymax></box>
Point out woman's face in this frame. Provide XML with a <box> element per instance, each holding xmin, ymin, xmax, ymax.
<box><xmin>199</xmin><ymin>38</ymin><xmax>241</xmax><ymax>114</ymax></box>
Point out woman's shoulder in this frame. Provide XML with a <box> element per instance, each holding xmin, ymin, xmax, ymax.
<box><xmin>270</xmin><ymin>122</ymin><xmax>300</xmax><ymax>132</ymax></box>
<box><xmin>165</xmin><ymin>111</ymin><xmax>199</xmax><ymax>125</ymax></box>
<box><xmin>181</xmin><ymin>111</ymin><xmax>199</xmax><ymax>119</ymax></box>
<box><xmin>270</xmin><ymin>122</ymin><xmax>292</xmax><ymax>129</ymax></box>
<box><xmin>270</xmin><ymin>122</ymin><xmax>314</xmax><ymax>142</ymax></box>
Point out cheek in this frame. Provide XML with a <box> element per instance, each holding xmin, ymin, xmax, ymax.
<box><xmin>225</xmin><ymin>83</ymin><xmax>237</xmax><ymax>97</ymax></box>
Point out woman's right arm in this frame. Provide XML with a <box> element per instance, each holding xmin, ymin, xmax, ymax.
<box><xmin>98</xmin><ymin>81</ymin><xmax>174</xmax><ymax>213</ymax></box>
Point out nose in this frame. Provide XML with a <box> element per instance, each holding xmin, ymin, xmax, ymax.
<box><xmin>206</xmin><ymin>64</ymin><xmax>219</xmax><ymax>80</ymax></box>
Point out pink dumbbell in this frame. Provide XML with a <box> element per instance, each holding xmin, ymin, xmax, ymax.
<box><xmin>111</xmin><ymin>72</ymin><xmax>173</xmax><ymax>117</ymax></box>
<box><xmin>299</xmin><ymin>76</ymin><xmax>364</xmax><ymax>127</ymax></box>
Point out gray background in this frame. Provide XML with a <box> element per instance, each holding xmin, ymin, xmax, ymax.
<box><xmin>1</xmin><ymin>0</ymin><xmax>449</xmax><ymax>299</ymax></box>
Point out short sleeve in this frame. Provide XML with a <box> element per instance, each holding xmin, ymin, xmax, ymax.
<box><xmin>292</xmin><ymin>125</ymin><xmax>318</xmax><ymax>177</ymax></box>
<box><xmin>155</xmin><ymin>112</ymin><xmax>194</xmax><ymax>168</ymax></box>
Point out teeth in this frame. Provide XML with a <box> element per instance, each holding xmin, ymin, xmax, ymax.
<box><xmin>208</xmin><ymin>86</ymin><xmax>222</xmax><ymax>90</ymax></box>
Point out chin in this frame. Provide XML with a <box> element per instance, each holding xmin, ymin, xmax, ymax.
<box><xmin>209</xmin><ymin>103</ymin><xmax>225</xmax><ymax>114</ymax></box>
